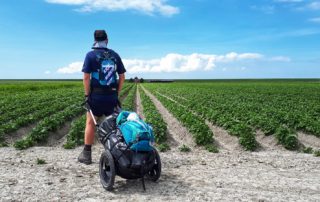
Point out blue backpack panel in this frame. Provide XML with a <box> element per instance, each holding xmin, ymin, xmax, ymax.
<box><xmin>92</xmin><ymin>51</ymin><xmax>117</xmax><ymax>86</ymax></box>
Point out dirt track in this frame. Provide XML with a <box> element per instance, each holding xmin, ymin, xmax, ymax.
<box><xmin>1</xmin><ymin>88</ymin><xmax>320</xmax><ymax>201</ymax></box>
<box><xmin>1</xmin><ymin>146</ymin><xmax>320</xmax><ymax>201</ymax></box>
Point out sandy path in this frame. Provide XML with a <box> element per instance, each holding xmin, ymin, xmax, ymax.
<box><xmin>135</xmin><ymin>87</ymin><xmax>145</xmax><ymax>120</ymax></box>
<box><xmin>1</xmin><ymin>146</ymin><xmax>320</xmax><ymax>201</ymax></box>
<box><xmin>141</xmin><ymin>86</ymin><xmax>196</xmax><ymax>150</ymax></box>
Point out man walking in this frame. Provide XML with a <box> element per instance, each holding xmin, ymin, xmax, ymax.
<box><xmin>78</xmin><ymin>30</ymin><xmax>126</xmax><ymax>164</ymax></box>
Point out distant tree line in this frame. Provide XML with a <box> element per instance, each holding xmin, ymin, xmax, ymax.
<box><xmin>129</xmin><ymin>77</ymin><xmax>144</xmax><ymax>83</ymax></box>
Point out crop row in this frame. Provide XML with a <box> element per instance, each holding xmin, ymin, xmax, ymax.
<box><xmin>169</xmin><ymin>90</ymin><xmax>296</xmax><ymax>150</ymax></box>
<box><xmin>139</xmin><ymin>85</ymin><xmax>167</xmax><ymax>144</ymax></box>
<box><xmin>121</xmin><ymin>84</ymin><xmax>137</xmax><ymax>111</ymax></box>
<box><xmin>145</xmin><ymin>81</ymin><xmax>319</xmax><ymax>151</ymax></box>
<box><xmin>14</xmin><ymin>102</ymin><xmax>84</xmax><ymax>150</ymax></box>
<box><xmin>155</xmin><ymin>91</ymin><xmax>259</xmax><ymax>151</ymax></box>
<box><xmin>0</xmin><ymin>82</ymin><xmax>82</xmax><ymax>113</ymax></box>
<box><xmin>63</xmin><ymin>114</ymin><xmax>86</xmax><ymax>149</ymax></box>
<box><xmin>0</xmin><ymin>90</ymin><xmax>81</xmax><ymax>124</ymax></box>
<box><xmin>0</xmin><ymin>92</ymin><xmax>82</xmax><ymax>139</ymax></box>
<box><xmin>143</xmin><ymin>85</ymin><xmax>217</xmax><ymax>152</ymax></box>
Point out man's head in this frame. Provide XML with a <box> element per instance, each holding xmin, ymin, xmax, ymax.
<box><xmin>94</xmin><ymin>30</ymin><xmax>108</xmax><ymax>42</ymax></box>
<box><xmin>92</xmin><ymin>30</ymin><xmax>108</xmax><ymax>49</ymax></box>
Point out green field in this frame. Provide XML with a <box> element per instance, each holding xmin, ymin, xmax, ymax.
<box><xmin>0</xmin><ymin>80</ymin><xmax>319</xmax><ymax>154</ymax></box>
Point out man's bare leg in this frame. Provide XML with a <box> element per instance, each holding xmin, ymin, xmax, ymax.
<box><xmin>78</xmin><ymin>112</ymin><xmax>96</xmax><ymax>164</ymax></box>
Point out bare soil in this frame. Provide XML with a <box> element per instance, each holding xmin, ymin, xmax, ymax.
<box><xmin>1</xmin><ymin>146</ymin><xmax>320</xmax><ymax>201</ymax></box>
<box><xmin>297</xmin><ymin>132</ymin><xmax>320</xmax><ymax>149</ymax></box>
<box><xmin>206</xmin><ymin>120</ymin><xmax>242</xmax><ymax>151</ymax></box>
<box><xmin>135</xmin><ymin>87</ymin><xmax>145</xmax><ymax>120</ymax></box>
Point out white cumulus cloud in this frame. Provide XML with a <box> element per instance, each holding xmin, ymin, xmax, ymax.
<box><xmin>45</xmin><ymin>0</ymin><xmax>179</xmax><ymax>16</ymax></box>
<box><xmin>56</xmin><ymin>52</ymin><xmax>292</xmax><ymax>74</ymax></box>
<box><xmin>123</xmin><ymin>52</ymin><xmax>263</xmax><ymax>73</ymax></box>
<box><xmin>57</xmin><ymin>62</ymin><xmax>83</xmax><ymax>74</ymax></box>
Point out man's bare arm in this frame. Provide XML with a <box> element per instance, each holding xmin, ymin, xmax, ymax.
<box><xmin>83</xmin><ymin>73</ymin><xmax>91</xmax><ymax>96</ymax></box>
<box><xmin>118</xmin><ymin>74</ymin><xmax>125</xmax><ymax>95</ymax></box>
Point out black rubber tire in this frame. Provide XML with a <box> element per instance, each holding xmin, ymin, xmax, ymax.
<box><xmin>99</xmin><ymin>150</ymin><xmax>116</xmax><ymax>191</ymax></box>
<box><xmin>147</xmin><ymin>149</ymin><xmax>161</xmax><ymax>182</ymax></box>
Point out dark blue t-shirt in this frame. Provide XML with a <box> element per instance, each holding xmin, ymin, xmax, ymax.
<box><xmin>82</xmin><ymin>48</ymin><xmax>126</xmax><ymax>89</ymax></box>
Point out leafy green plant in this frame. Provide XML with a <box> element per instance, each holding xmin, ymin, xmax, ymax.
<box><xmin>179</xmin><ymin>144</ymin><xmax>191</xmax><ymax>152</ymax></box>
<box><xmin>63</xmin><ymin>115</ymin><xmax>86</xmax><ymax>149</ymax></box>
<box><xmin>275</xmin><ymin>126</ymin><xmax>299</xmax><ymax>150</ymax></box>
<box><xmin>157</xmin><ymin>143</ymin><xmax>170</xmax><ymax>152</ymax></box>
<box><xmin>36</xmin><ymin>158</ymin><xmax>46</xmax><ymax>165</ymax></box>
<box><xmin>239</xmin><ymin>132</ymin><xmax>258</xmax><ymax>151</ymax></box>
<box><xmin>314</xmin><ymin>150</ymin><xmax>320</xmax><ymax>157</ymax></box>
<box><xmin>302</xmin><ymin>147</ymin><xmax>313</xmax><ymax>154</ymax></box>
<box><xmin>205</xmin><ymin>144</ymin><xmax>219</xmax><ymax>153</ymax></box>
<box><xmin>122</xmin><ymin>84</ymin><xmax>137</xmax><ymax>111</ymax></box>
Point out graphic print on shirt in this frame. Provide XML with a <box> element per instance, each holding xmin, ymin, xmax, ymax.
<box><xmin>95</xmin><ymin>51</ymin><xmax>117</xmax><ymax>86</ymax></box>
<box><xmin>99</xmin><ymin>59</ymin><xmax>116</xmax><ymax>86</ymax></box>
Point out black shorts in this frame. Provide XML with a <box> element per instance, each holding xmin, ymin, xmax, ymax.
<box><xmin>88</xmin><ymin>93</ymin><xmax>118</xmax><ymax>117</ymax></box>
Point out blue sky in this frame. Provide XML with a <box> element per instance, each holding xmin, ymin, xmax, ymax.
<box><xmin>0</xmin><ymin>0</ymin><xmax>319</xmax><ymax>79</ymax></box>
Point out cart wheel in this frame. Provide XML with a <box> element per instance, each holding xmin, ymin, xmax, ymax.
<box><xmin>147</xmin><ymin>149</ymin><xmax>161</xmax><ymax>182</ymax></box>
<box><xmin>99</xmin><ymin>150</ymin><xmax>115</xmax><ymax>191</ymax></box>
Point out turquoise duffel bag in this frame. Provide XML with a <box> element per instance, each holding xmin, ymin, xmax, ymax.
<box><xmin>116</xmin><ymin>111</ymin><xmax>155</xmax><ymax>151</ymax></box>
